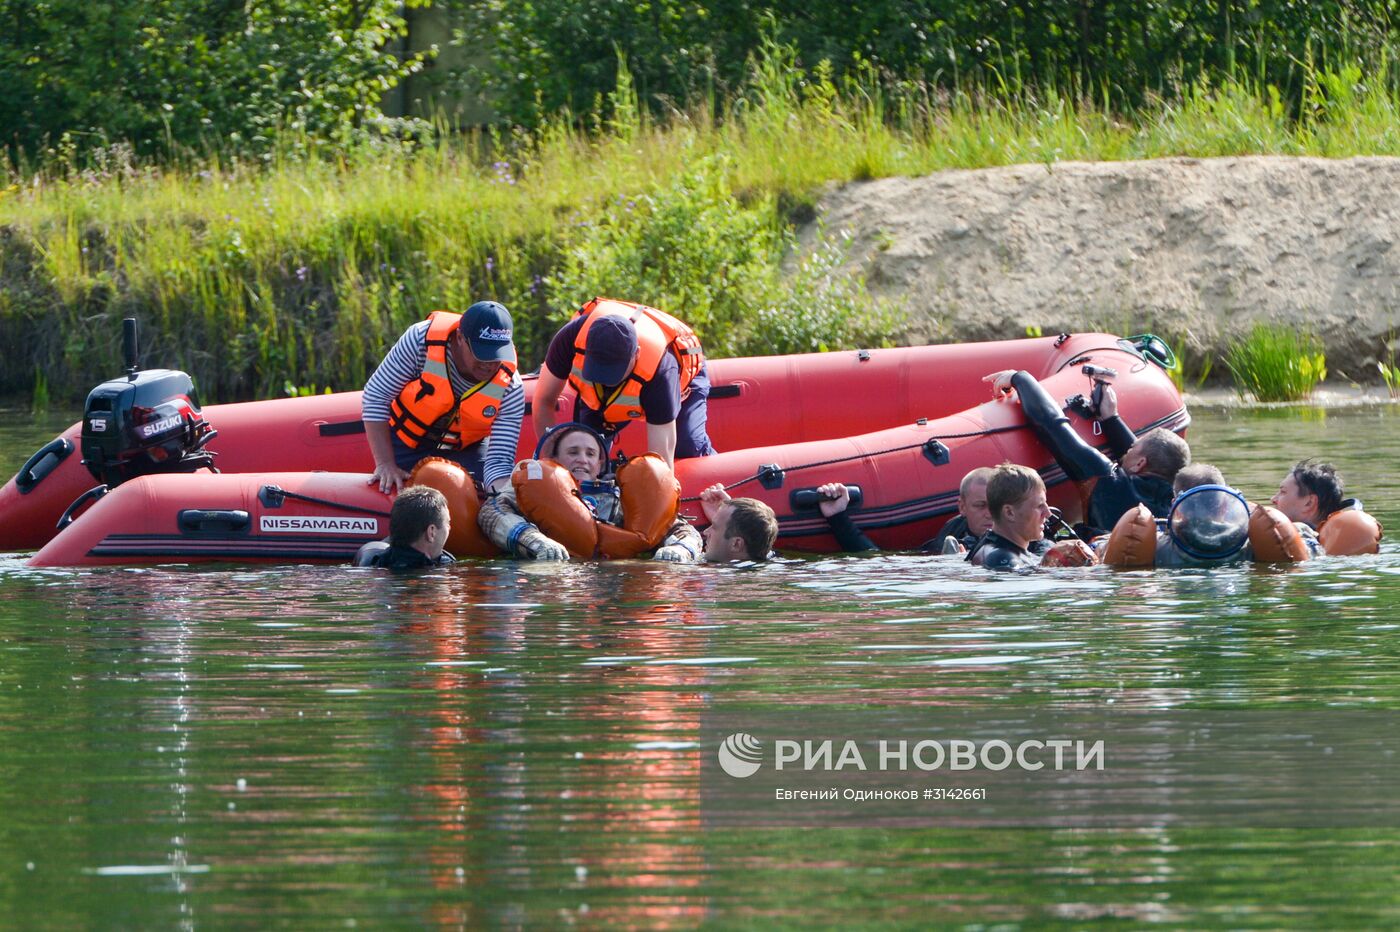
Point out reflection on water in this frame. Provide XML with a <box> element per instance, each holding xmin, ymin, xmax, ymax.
<box><xmin>1</xmin><ymin>404</ymin><xmax>1400</xmax><ymax>926</ymax></box>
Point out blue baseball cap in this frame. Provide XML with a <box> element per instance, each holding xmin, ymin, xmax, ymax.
<box><xmin>461</xmin><ymin>301</ymin><xmax>515</xmax><ymax>362</ymax></box>
<box><xmin>582</xmin><ymin>316</ymin><xmax>638</xmax><ymax>385</ymax></box>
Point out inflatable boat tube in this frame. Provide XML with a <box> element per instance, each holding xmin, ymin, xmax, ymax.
<box><xmin>28</xmin><ymin>472</ymin><xmax>390</xmax><ymax>567</ymax></box>
<box><xmin>10</xmin><ymin>333</ymin><xmax>1188</xmax><ymax>564</ymax></box>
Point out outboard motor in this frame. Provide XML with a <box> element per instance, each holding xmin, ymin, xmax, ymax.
<box><xmin>58</xmin><ymin>319</ymin><xmax>218</xmax><ymax>530</ymax></box>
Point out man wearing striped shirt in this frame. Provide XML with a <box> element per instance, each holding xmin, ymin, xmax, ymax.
<box><xmin>362</xmin><ymin>302</ymin><xmax>525</xmax><ymax>495</ymax></box>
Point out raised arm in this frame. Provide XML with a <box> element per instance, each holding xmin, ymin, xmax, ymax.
<box><xmin>988</xmin><ymin>370</ymin><xmax>1114</xmax><ymax>483</ymax></box>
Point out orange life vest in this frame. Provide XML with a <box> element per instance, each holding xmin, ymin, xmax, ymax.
<box><xmin>567</xmin><ymin>298</ymin><xmax>704</xmax><ymax>426</ymax></box>
<box><xmin>389</xmin><ymin>311</ymin><xmax>517</xmax><ymax>449</ymax></box>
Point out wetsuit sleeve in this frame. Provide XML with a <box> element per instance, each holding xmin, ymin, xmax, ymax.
<box><xmin>482</xmin><ymin>377</ymin><xmax>525</xmax><ymax>488</ymax></box>
<box><xmin>353</xmin><ymin>540</ymin><xmax>390</xmax><ymax>566</ymax></box>
<box><xmin>1099</xmin><ymin>415</ymin><xmax>1137</xmax><ymax>460</ymax></box>
<box><xmin>825</xmin><ymin>510</ymin><xmax>878</xmax><ymax>552</ymax></box>
<box><xmin>362</xmin><ymin>321</ymin><xmax>430</xmax><ymax>422</ymax></box>
<box><xmin>542</xmin><ymin>317</ymin><xmax>584</xmax><ymax>380</ymax></box>
<box><xmin>1010</xmin><ymin>370</ymin><xmax>1113</xmax><ymax>482</ymax></box>
<box><xmin>639</xmin><ymin>353</ymin><xmax>682</xmax><ymax>425</ymax></box>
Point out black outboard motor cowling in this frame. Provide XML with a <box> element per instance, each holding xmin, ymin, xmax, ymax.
<box><xmin>81</xmin><ymin>368</ymin><xmax>217</xmax><ymax>486</ymax></box>
<box><xmin>78</xmin><ymin>309</ymin><xmax>221</xmax><ymax>493</ymax></box>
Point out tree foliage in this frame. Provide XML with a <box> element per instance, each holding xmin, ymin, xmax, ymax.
<box><xmin>447</xmin><ymin>1</ymin><xmax>1400</xmax><ymax>127</ymax></box>
<box><xmin>0</xmin><ymin>0</ymin><xmax>432</xmax><ymax>163</ymax></box>
<box><xmin>5</xmin><ymin>1</ymin><xmax>1398</xmax><ymax>161</ymax></box>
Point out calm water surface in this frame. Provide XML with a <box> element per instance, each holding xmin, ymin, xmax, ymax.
<box><xmin>1</xmin><ymin>403</ymin><xmax>1399</xmax><ymax>927</ymax></box>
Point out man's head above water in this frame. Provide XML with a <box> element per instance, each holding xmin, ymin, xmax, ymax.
<box><xmin>1272</xmin><ymin>459</ymin><xmax>1344</xmax><ymax>528</ymax></box>
<box><xmin>699</xmin><ymin>484</ymin><xmax>778</xmax><ymax>562</ymax></box>
<box><xmin>957</xmin><ymin>466</ymin><xmax>996</xmax><ymax>537</ymax></box>
<box><xmin>986</xmin><ymin>463</ymin><xmax>1049</xmax><ymax>550</ymax></box>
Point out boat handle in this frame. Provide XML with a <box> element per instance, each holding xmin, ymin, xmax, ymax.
<box><xmin>791</xmin><ymin>485</ymin><xmax>864</xmax><ymax>511</ymax></box>
<box><xmin>56</xmin><ymin>484</ymin><xmax>109</xmax><ymax>531</ymax></box>
<box><xmin>17</xmin><ymin>438</ymin><xmax>75</xmax><ymax>494</ymax></box>
<box><xmin>178</xmin><ymin>509</ymin><xmax>251</xmax><ymax>535</ymax></box>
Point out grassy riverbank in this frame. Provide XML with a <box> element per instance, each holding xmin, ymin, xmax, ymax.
<box><xmin>5</xmin><ymin>51</ymin><xmax>1400</xmax><ymax>402</ymax></box>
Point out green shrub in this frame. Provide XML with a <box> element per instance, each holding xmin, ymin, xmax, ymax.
<box><xmin>547</xmin><ymin>153</ymin><xmax>902</xmax><ymax>357</ymax></box>
<box><xmin>0</xmin><ymin>0</ymin><xmax>431</xmax><ymax>164</ymax></box>
<box><xmin>1226</xmin><ymin>324</ymin><xmax>1327</xmax><ymax>402</ymax></box>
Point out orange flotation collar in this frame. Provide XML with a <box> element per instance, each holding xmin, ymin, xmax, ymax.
<box><xmin>512</xmin><ymin>452</ymin><xmax>680</xmax><ymax>559</ymax></box>
<box><xmin>407</xmin><ymin>457</ymin><xmax>498</xmax><ymax>558</ymax></box>
<box><xmin>1247</xmin><ymin>502</ymin><xmax>1311</xmax><ymax>563</ymax></box>
<box><xmin>1318</xmin><ymin>508</ymin><xmax>1383</xmax><ymax>555</ymax></box>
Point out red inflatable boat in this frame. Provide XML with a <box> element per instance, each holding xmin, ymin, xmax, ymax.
<box><xmin>8</xmin><ymin>332</ymin><xmax>1187</xmax><ymax>566</ymax></box>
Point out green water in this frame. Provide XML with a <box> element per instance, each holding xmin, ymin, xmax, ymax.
<box><xmin>2</xmin><ymin>404</ymin><xmax>1400</xmax><ymax>927</ymax></box>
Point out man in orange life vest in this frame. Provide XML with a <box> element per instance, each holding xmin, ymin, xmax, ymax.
<box><xmin>362</xmin><ymin>301</ymin><xmax>525</xmax><ymax>495</ymax></box>
<box><xmin>532</xmin><ymin>298</ymin><xmax>715</xmax><ymax>468</ymax></box>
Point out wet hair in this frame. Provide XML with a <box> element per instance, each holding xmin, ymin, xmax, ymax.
<box><xmin>1173</xmin><ymin>463</ymin><xmax>1226</xmax><ymax>495</ymax></box>
<box><xmin>986</xmin><ymin>463</ymin><xmax>1044</xmax><ymax>520</ymax></box>
<box><xmin>1289</xmin><ymin>459</ymin><xmax>1344</xmax><ymax>520</ymax></box>
<box><xmin>959</xmin><ymin>466</ymin><xmax>995</xmax><ymax>498</ymax></box>
<box><xmin>390</xmin><ymin>486</ymin><xmax>449</xmax><ymax>547</ymax></box>
<box><xmin>1135</xmin><ymin>428</ymin><xmax>1191</xmax><ymax>480</ymax></box>
<box><xmin>724</xmin><ymin>498</ymin><xmax>779</xmax><ymax>562</ymax></box>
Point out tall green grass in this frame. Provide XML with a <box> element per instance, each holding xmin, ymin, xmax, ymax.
<box><xmin>5</xmin><ymin>46</ymin><xmax>1400</xmax><ymax>401</ymax></box>
<box><xmin>1226</xmin><ymin>324</ymin><xmax>1328</xmax><ymax>402</ymax></box>
<box><xmin>1379</xmin><ymin>359</ymin><xmax>1400</xmax><ymax>399</ymax></box>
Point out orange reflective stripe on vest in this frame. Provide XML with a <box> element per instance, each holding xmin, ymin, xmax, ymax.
<box><xmin>389</xmin><ymin>311</ymin><xmax>517</xmax><ymax>449</ymax></box>
<box><xmin>567</xmin><ymin>297</ymin><xmax>704</xmax><ymax>426</ymax></box>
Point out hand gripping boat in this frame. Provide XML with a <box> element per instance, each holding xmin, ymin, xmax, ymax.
<box><xmin>5</xmin><ymin>323</ymin><xmax>1187</xmax><ymax>566</ymax></box>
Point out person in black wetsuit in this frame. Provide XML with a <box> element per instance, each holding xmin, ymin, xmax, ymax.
<box><xmin>815</xmin><ymin>470</ymin><xmax>997</xmax><ymax>555</ymax></box>
<box><xmin>353</xmin><ymin>486</ymin><xmax>456</xmax><ymax>570</ymax></box>
<box><xmin>813</xmin><ymin>469</ymin><xmax>994</xmax><ymax>555</ymax></box>
<box><xmin>926</xmin><ymin>466</ymin><xmax>996</xmax><ymax>554</ymax></box>
<box><xmin>966</xmin><ymin>464</ymin><xmax>1059</xmax><ymax>570</ymax></box>
<box><xmin>817</xmin><ymin>478</ymin><xmax>1097</xmax><ymax>565</ymax></box>
<box><xmin>699</xmin><ymin>484</ymin><xmax>780</xmax><ymax>563</ymax></box>
<box><xmin>984</xmin><ymin>370</ymin><xmax>1189</xmax><ymax>535</ymax></box>
<box><xmin>818</xmin><ymin>473</ymin><xmax>1094</xmax><ymax>569</ymax></box>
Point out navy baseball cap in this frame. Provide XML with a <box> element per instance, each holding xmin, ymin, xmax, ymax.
<box><xmin>461</xmin><ymin>301</ymin><xmax>515</xmax><ymax>362</ymax></box>
<box><xmin>582</xmin><ymin>316</ymin><xmax>638</xmax><ymax>385</ymax></box>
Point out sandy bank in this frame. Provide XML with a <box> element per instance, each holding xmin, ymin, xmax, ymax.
<box><xmin>811</xmin><ymin>156</ymin><xmax>1400</xmax><ymax>379</ymax></box>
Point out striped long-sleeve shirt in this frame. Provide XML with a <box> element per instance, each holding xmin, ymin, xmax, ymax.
<box><xmin>362</xmin><ymin>320</ymin><xmax>524</xmax><ymax>488</ymax></box>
